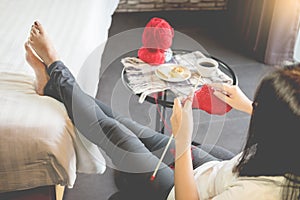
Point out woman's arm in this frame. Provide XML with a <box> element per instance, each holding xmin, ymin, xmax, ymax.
<box><xmin>209</xmin><ymin>83</ymin><xmax>253</xmax><ymax>115</ymax></box>
<box><xmin>171</xmin><ymin>98</ymin><xmax>199</xmax><ymax>200</ymax></box>
<box><xmin>174</xmin><ymin>142</ymin><xmax>199</xmax><ymax>200</ymax></box>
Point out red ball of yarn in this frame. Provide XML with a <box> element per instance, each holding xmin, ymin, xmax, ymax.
<box><xmin>192</xmin><ymin>85</ymin><xmax>232</xmax><ymax>115</ymax></box>
<box><xmin>142</xmin><ymin>17</ymin><xmax>174</xmax><ymax>50</ymax></box>
<box><xmin>138</xmin><ymin>47</ymin><xmax>165</xmax><ymax>65</ymax></box>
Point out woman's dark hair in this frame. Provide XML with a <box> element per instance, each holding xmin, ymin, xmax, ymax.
<box><xmin>233</xmin><ymin>63</ymin><xmax>300</xmax><ymax>199</ymax></box>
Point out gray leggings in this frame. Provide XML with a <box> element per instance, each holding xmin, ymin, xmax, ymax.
<box><xmin>44</xmin><ymin>61</ymin><xmax>234</xmax><ymax>200</ymax></box>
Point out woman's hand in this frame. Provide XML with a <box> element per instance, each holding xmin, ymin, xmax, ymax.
<box><xmin>170</xmin><ymin>96</ymin><xmax>193</xmax><ymax>145</ymax></box>
<box><xmin>209</xmin><ymin>83</ymin><xmax>253</xmax><ymax>114</ymax></box>
<box><xmin>171</xmin><ymin>96</ymin><xmax>199</xmax><ymax>200</ymax></box>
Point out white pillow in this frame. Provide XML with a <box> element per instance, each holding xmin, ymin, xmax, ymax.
<box><xmin>0</xmin><ymin>0</ymin><xmax>119</xmax><ymax>97</ymax></box>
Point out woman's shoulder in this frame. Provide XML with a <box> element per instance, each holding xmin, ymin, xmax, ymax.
<box><xmin>192</xmin><ymin>153</ymin><xmax>242</xmax><ymax>199</ymax></box>
<box><xmin>194</xmin><ymin>152</ymin><xmax>242</xmax><ymax>179</ymax></box>
<box><xmin>212</xmin><ymin>176</ymin><xmax>284</xmax><ymax>200</ymax></box>
<box><xmin>197</xmin><ymin>152</ymin><xmax>241</xmax><ymax>169</ymax></box>
<box><xmin>193</xmin><ymin>153</ymin><xmax>285</xmax><ymax>199</ymax></box>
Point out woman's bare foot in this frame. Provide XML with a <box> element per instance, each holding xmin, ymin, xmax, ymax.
<box><xmin>28</xmin><ymin>21</ymin><xmax>59</xmax><ymax>67</ymax></box>
<box><xmin>25</xmin><ymin>42</ymin><xmax>49</xmax><ymax>95</ymax></box>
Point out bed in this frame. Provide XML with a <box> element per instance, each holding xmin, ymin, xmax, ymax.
<box><xmin>0</xmin><ymin>0</ymin><xmax>119</xmax><ymax>198</ymax></box>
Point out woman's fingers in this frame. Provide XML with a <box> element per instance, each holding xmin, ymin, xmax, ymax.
<box><xmin>171</xmin><ymin>98</ymin><xmax>182</xmax><ymax>122</ymax></box>
<box><xmin>210</xmin><ymin>82</ymin><xmax>230</xmax><ymax>90</ymax></box>
<box><xmin>209</xmin><ymin>83</ymin><xmax>232</xmax><ymax>95</ymax></box>
<box><xmin>183</xmin><ymin>95</ymin><xmax>193</xmax><ymax>110</ymax></box>
<box><xmin>211</xmin><ymin>83</ymin><xmax>253</xmax><ymax>114</ymax></box>
<box><xmin>174</xmin><ymin>97</ymin><xmax>181</xmax><ymax>107</ymax></box>
<box><xmin>171</xmin><ymin>98</ymin><xmax>183</xmax><ymax>135</ymax></box>
<box><xmin>213</xmin><ymin>90</ymin><xmax>232</xmax><ymax>104</ymax></box>
<box><xmin>173</xmin><ymin>98</ymin><xmax>182</xmax><ymax>114</ymax></box>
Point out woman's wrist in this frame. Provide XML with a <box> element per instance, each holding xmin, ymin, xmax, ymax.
<box><xmin>175</xmin><ymin>137</ymin><xmax>191</xmax><ymax>145</ymax></box>
<box><xmin>241</xmin><ymin>100</ymin><xmax>253</xmax><ymax>114</ymax></box>
<box><xmin>175</xmin><ymin>135</ymin><xmax>191</xmax><ymax>146</ymax></box>
<box><xmin>175</xmin><ymin>139</ymin><xmax>191</xmax><ymax>156</ymax></box>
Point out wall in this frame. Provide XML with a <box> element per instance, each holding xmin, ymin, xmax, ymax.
<box><xmin>116</xmin><ymin>0</ymin><xmax>228</xmax><ymax>12</ymax></box>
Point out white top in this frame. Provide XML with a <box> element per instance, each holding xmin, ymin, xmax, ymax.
<box><xmin>167</xmin><ymin>153</ymin><xmax>285</xmax><ymax>200</ymax></box>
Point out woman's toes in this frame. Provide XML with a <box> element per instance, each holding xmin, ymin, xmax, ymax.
<box><xmin>25</xmin><ymin>43</ymin><xmax>35</xmax><ymax>63</ymax></box>
<box><xmin>25</xmin><ymin>42</ymin><xmax>33</xmax><ymax>56</ymax></box>
<box><xmin>31</xmin><ymin>27</ymin><xmax>39</xmax><ymax>35</ymax></box>
<box><xmin>25</xmin><ymin>42</ymin><xmax>35</xmax><ymax>56</ymax></box>
<box><xmin>28</xmin><ymin>36</ymin><xmax>34</xmax><ymax>45</ymax></box>
<box><xmin>24</xmin><ymin>41</ymin><xmax>29</xmax><ymax>50</ymax></box>
<box><xmin>27</xmin><ymin>21</ymin><xmax>59</xmax><ymax>67</ymax></box>
<box><xmin>34</xmin><ymin>21</ymin><xmax>44</xmax><ymax>34</ymax></box>
<box><xmin>31</xmin><ymin>25</ymin><xmax>41</xmax><ymax>36</ymax></box>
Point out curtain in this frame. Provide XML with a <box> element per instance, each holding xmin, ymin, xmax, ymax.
<box><xmin>228</xmin><ymin>0</ymin><xmax>300</xmax><ymax>65</ymax></box>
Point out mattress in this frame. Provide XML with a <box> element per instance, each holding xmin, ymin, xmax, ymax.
<box><xmin>0</xmin><ymin>0</ymin><xmax>119</xmax><ymax>192</ymax></box>
<box><xmin>0</xmin><ymin>72</ymin><xmax>107</xmax><ymax>192</ymax></box>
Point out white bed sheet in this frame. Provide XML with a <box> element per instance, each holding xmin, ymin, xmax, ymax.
<box><xmin>0</xmin><ymin>0</ymin><xmax>119</xmax><ymax>192</ymax></box>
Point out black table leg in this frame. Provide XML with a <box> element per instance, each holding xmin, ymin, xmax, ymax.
<box><xmin>155</xmin><ymin>91</ymin><xmax>167</xmax><ymax>133</ymax></box>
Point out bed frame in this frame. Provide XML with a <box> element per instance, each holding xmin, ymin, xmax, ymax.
<box><xmin>0</xmin><ymin>185</ymin><xmax>64</xmax><ymax>200</ymax></box>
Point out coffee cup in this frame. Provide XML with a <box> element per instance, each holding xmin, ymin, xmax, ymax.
<box><xmin>196</xmin><ymin>57</ymin><xmax>218</xmax><ymax>77</ymax></box>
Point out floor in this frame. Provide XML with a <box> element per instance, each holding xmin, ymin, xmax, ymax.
<box><xmin>63</xmin><ymin>10</ymin><xmax>275</xmax><ymax>200</ymax></box>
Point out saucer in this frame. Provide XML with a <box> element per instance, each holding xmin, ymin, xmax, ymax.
<box><xmin>155</xmin><ymin>64</ymin><xmax>191</xmax><ymax>82</ymax></box>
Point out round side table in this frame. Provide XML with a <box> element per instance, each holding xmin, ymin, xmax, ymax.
<box><xmin>121</xmin><ymin>50</ymin><xmax>237</xmax><ymax>132</ymax></box>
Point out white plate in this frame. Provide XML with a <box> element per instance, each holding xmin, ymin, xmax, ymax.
<box><xmin>155</xmin><ymin>64</ymin><xmax>191</xmax><ymax>82</ymax></box>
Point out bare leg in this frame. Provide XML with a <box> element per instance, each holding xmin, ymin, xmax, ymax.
<box><xmin>28</xmin><ymin>21</ymin><xmax>59</xmax><ymax>67</ymax></box>
<box><xmin>24</xmin><ymin>42</ymin><xmax>49</xmax><ymax>95</ymax></box>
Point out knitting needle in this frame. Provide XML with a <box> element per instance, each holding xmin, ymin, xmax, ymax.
<box><xmin>150</xmin><ymin>134</ymin><xmax>174</xmax><ymax>181</ymax></box>
<box><xmin>192</xmin><ymin>74</ymin><xmax>202</xmax><ymax>92</ymax></box>
<box><xmin>150</xmin><ymin>75</ymin><xmax>203</xmax><ymax>181</ymax></box>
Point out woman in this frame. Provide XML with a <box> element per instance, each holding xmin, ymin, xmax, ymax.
<box><xmin>26</xmin><ymin>21</ymin><xmax>300</xmax><ymax>199</ymax></box>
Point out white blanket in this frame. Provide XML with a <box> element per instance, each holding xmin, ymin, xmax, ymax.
<box><xmin>0</xmin><ymin>72</ymin><xmax>106</xmax><ymax>192</ymax></box>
